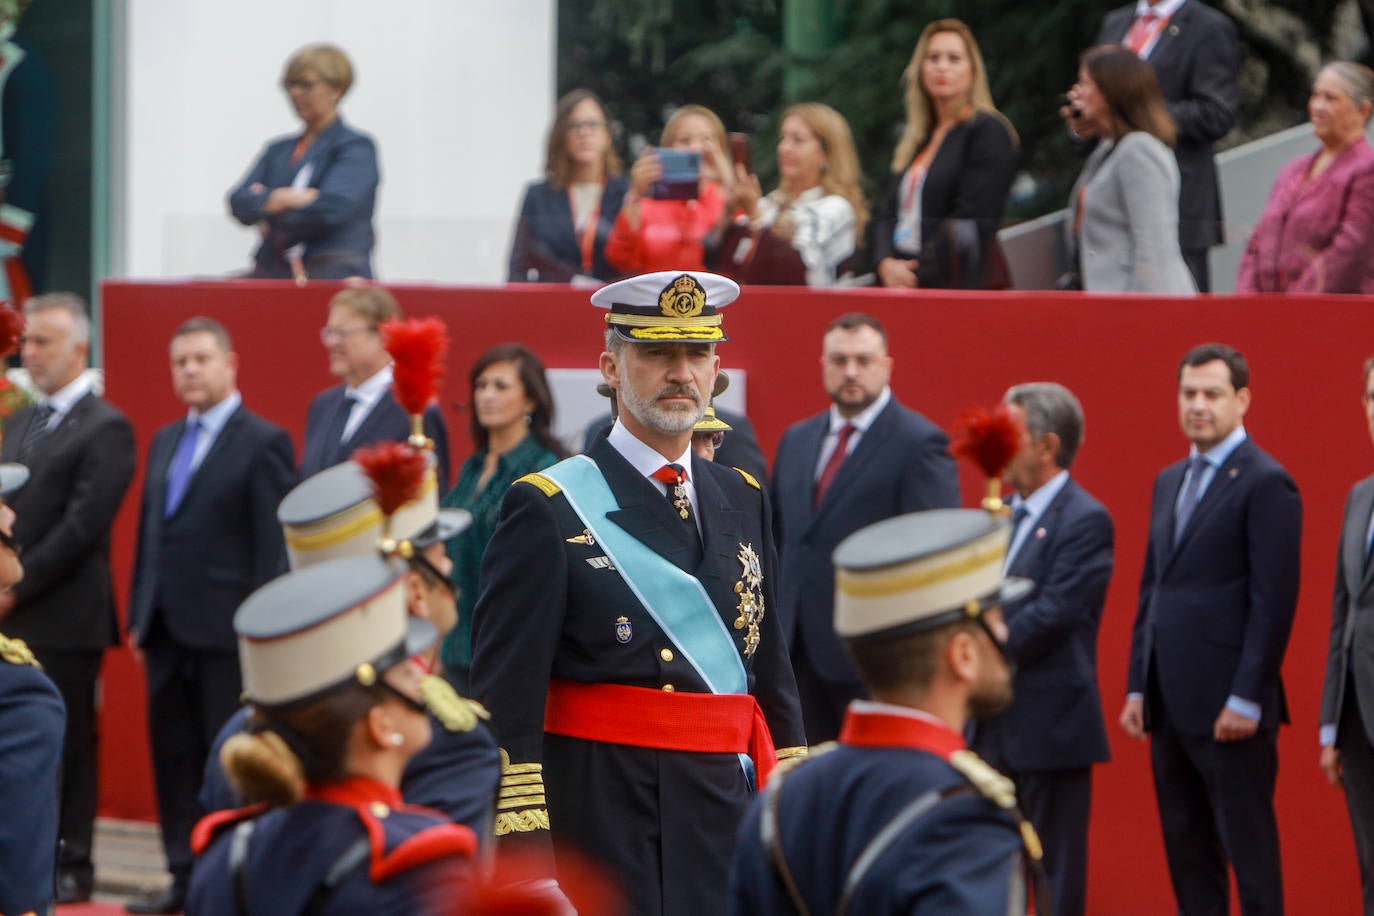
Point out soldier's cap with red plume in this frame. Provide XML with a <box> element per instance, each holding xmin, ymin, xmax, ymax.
<box><xmin>381</xmin><ymin>317</ymin><xmax>448</xmax><ymax>451</ymax></box>
<box><xmin>276</xmin><ymin>444</ymin><xmax>470</xmax><ymax>571</ymax></box>
<box><xmin>952</xmin><ymin>402</ymin><xmax>1024</xmax><ymax>515</ymax></box>
<box><xmin>0</xmin><ymin>303</ymin><xmax>23</xmax><ymax>361</ymax></box>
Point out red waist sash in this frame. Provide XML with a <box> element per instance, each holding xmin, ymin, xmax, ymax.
<box><xmin>544</xmin><ymin>677</ymin><xmax>778</xmax><ymax>787</ymax></box>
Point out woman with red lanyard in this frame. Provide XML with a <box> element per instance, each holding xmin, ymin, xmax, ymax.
<box><xmin>605</xmin><ymin>105</ymin><xmax>735</xmax><ymax>273</ymax></box>
<box><xmin>507</xmin><ymin>89</ymin><xmax>629</xmax><ymax>284</ymax></box>
<box><xmin>871</xmin><ymin>19</ymin><xmax>1019</xmax><ymax>291</ymax></box>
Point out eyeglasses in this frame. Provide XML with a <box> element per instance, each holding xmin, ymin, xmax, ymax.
<box><xmin>568</xmin><ymin>119</ymin><xmax>608</xmax><ymax>133</ymax></box>
<box><xmin>285</xmin><ymin>78</ymin><xmax>324</xmax><ymax>93</ymax></box>
<box><xmin>695</xmin><ymin>431</ymin><xmax>726</xmax><ymax>450</ymax></box>
<box><xmin>319</xmin><ymin>326</ymin><xmax>372</xmax><ymax>344</ymax></box>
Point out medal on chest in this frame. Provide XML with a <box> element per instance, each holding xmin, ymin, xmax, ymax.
<box><xmin>733</xmin><ymin>542</ymin><xmax>765</xmax><ymax>657</ymax></box>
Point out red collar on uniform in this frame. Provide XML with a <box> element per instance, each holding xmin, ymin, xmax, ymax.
<box><xmin>838</xmin><ymin>708</ymin><xmax>966</xmax><ymax>758</ymax></box>
<box><xmin>305</xmin><ymin>777</ymin><xmax>404</xmax><ymax>810</ymax></box>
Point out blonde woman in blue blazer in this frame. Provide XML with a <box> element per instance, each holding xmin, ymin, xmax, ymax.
<box><xmin>1063</xmin><ymin>46</ymin><xmax>1196</xmax><ymax>294</ymax></box>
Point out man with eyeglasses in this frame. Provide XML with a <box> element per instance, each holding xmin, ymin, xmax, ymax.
<box><xmin>769</xmin><ymin>311</ymin><xmax>960</xmax><ymax>743</ymax></box>
<box><xmin>300</xmin><ymin>285</ymin><xmax>452</xmax><ymax>486</ymax></box>
<box><xmin>124</xmin><ymin>317</ymin><xmax>295</xmax><ymax>914</ymax></box>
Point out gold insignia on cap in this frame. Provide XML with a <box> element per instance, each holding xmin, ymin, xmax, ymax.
<box><xmin>356</xmin><ymin>663</ymin><xmax>377</xmax><ymax>686</ymax></box>
<box><xmin>659</xmin><ymin>274</ymin><xmax>707</xmax><ymax>319</ymax></box>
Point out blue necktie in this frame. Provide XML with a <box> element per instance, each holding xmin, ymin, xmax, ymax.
<box><xmin>1174</xmin><ymin>455</ymin><xmax>1206</xmax><ymax>544</ymax></box>
<box><xmin>164</xmin><ymin>419</ymin><xmax>201</xmax><ymax>517</ymax></box>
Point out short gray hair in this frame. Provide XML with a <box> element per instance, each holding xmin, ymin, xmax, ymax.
<box><xmin>25</xmin><ymin>292</ymin><xmax>91</xmax><ymax>345</ymax></box>
<box><xmin>1004</xmin><ymin>382</ymin><xmax>1085</xmax><ymax>469</ymax></box>
<box><xmin>1323</xmin><ymin>62</ymin><xmax>1374</xmax><ymax>121</ymax></box>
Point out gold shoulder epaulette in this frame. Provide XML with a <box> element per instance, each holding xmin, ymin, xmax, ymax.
<box><xmin>418</xmin><ymin>675</ymin><xmax>489</xmax><ymax>733</ymax></box>
<box><xmin>948</xmin><ymin>749</ymin><xmax>1017</xmax><ymax>809</ymax></box>
<box><xmin>733</xmin><ymin>467</ymin><xmax>761</xmax><ymax>490</ymax></box>
<box><xmin>948</xmin><ymin>750</ymin><xmax>1044</xmax><ymax>862</ymax></box>
<box><xmin>0</xmin><ymin>633</ymin><xmax>41</xmax><ymax>669</ymax></box>
<box><xmin>514</xmin><ymin>472</ymin><xmax>560</xmax><ymax>498</ymax></box>
<box><xmin>771</xmin><ymin>744</ymin><xmax>811</xmax><ymax>780</ymax></box>
<box><xmin>495</xmin><ymin>748</ymin><xmax>550</xmax><ymax>835</ymax></box>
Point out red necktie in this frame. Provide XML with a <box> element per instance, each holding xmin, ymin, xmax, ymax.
<box><xmin>814</xmin><ymin>424</ymin><xmax>855</xmax><ymax>508</ymax></box>
<box><xmin>1125</xmin><ymin>11</ymin><xmax>1158</xmax><ymax>56</ymax></box>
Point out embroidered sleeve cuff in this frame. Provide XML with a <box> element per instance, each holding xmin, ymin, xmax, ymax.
<box><xmin>775</xmin><ymin>746</ymin><xmax>808</xmax><ymax>761</ymax></box>
<box><xmin>1321</xmin><ymin>724</ymin><xmax>1337</xmax><ymax>748</ymax></box>
<box><xmin>1225</xmin><ymin>696</ymin><xmax>1261</xmax><ymax>722</ymax></box>
<box><xmin>495</xmin><ymin>749</ymin><xmax>550</xmax><ymax>835</ymax></box>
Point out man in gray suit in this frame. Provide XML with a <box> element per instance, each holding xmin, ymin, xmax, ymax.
<box><xmin>1321</xmin><ymin>355</ymin><xmax>1374</xmax><ymax>914</ymax></box>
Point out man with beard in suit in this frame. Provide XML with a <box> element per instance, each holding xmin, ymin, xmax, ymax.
<box><xmin>1319</xmin><ymin>356</ymin><xmax>1374</xmax><ymax>914</ymax></box>
<box><xmin>971</xmin><ymin>382</ymin><xmax>1113</xmax><ymax>916</ymax></box>
<box><xmin>125</xmin><ymin>317</ymin><xmax>295</xmax><ymax>913</ymax></box>
<box><xmin>1122</xmin><ymin>343</ymin><xmax>1301</xmax><ymax>915</ymax></box>
<box><xmin>300</xmin><ymin>286</ymin><xmax>451</xmax><ymax>486</ymax></box>
<box><xmin>470</xmin><ymin>270</ymin><xmax>806</xmax><ymax>916</ymax></box>
<box><xmin>0</xmin><ymin>292</ymin><xmax>136</xmax><ymax>903</ymax></box>
<box><xmin>770</xmin><ymin>312</ymin><xmax>959</xmax><ymax>743</ymax></box>
<box><xmin>1096</xmin><ymin>0</ymin><xmax>1240</xmax><ymax>291</ymax></box>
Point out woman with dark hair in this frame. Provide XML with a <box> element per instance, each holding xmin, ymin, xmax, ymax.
<box><xmin>507</xmin><ymin>89</ymin><xmax>629</xmax><ymax>283</ymax></box>
<box><xmin>712</xmin><ymin>102</ymin><xmax>867</xmax><ymax>286</ymax></box>
<box><xmin>1237</xmin><ymin>62</ymin><xmax>1374</xmax><ymax>294</ymax></box>
<box><xmin>186</xmin><ymin>557</ymin><xmax>477</xmax><ymax>912</ymax></box>
<box><xmin>439</xmin><ymin>344</ymin><xmax>565</xmax><ymax>688</ymax></box>
<box><xmin>872</xmin><ymin>19</ymin><xmax>1019</xmax><ymax>290</ymax></box>
<box><xmin>1062</xmin><ymin>45</ymin><xmax>1195</xmax><ymax>294</ymax></box>
<box><xmin>228</xmin><ymin>44</ymin><xmax>379</xmax><ymax>281</ymax></box>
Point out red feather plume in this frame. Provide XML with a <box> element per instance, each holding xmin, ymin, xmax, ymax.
<box><xmin>0</xmin><ymin>304</ymin><xmax>24</xmax><ymax>360</ymax></box>
<box><xmin>952</xmin><ymin>403</ymin><xmax>1024</xmax><ymax>479</ymax></box>
<box><xmin>382</xmin><ymin>317</ymin><xmax>448</xmax><ymax>415</ymax></box>
<box><xmin>352</xmin><ymin>442</ymin><xmax>428</xmax><ymax>517</ymax></box>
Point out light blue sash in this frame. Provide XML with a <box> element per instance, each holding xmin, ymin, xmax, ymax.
<box><xmin>543</xmin><ymin>455</ymin><xmax>747</xmax><ymax>696</ymax></box>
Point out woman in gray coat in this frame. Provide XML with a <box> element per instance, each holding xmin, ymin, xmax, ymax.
<box><xmin>1063</xmin><ymin>45</ymin><xmax>1196</xmax><ymax>294</ymax></box>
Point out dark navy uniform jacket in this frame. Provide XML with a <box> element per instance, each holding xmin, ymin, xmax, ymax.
<box><xmin>201</xmin><ymin>705</ymin><xmax>500</xmax><ymax>851</ymax></box>
<box><xmin>0</xmin><ymin>644</ymin><xmax>64</xmax><ymax>916</ymax></box>
<box><xmin>227</xmin><ymin>117</ymin><xmax>379</xmax><ymax>280</ymax></box>
<box><xmin>730</xmin><ymin>706</ymin><xmax>1036</xmax><ymax>915</ymax></box>
<box><xmin>187</xmin><ymin>779</ymin><xmax>475</xmax><ymax>915</ymax></box>
<box><xmin>470</xmin><ymin>435</ymin><xmax>806</xmax><ymax>916</ymax></box>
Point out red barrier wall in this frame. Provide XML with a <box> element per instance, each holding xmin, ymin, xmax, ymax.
<box><xmin>102</xmin><ymin>279</ymin><xmax>1369</xmax><ymax>912</ymax></box>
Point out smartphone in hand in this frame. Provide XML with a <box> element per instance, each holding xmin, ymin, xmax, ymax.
<box><xmin>651</xmin><ymin>149</ymin><xmax>701</xmax><ymax>200</ymax></box>
<box><xmin>728</xmin><ymin>132</ymin><xmax>751</xmax><ymax>173</ymax></box>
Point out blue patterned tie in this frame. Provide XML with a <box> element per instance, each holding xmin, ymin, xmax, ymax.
<box><xmin>1174</xmin><ymin>455</ymin><xmax>1206</xmax><ymax>544</ymax></box>
<box><xmin>164</xmin><ymin>419</ymin><xmax>201</xmax><ymax>517</ymax></box>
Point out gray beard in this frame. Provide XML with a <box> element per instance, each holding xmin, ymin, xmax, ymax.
<box><xmin>619</xmin><ymin>378</ymin><xmax>704</xmax><ymax>435</ymax></box>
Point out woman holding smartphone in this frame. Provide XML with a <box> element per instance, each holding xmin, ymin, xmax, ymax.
<box><xmin>605</xmin><ymin>105</ymin><xmax>735</xmax><ymax>273</ymax></box>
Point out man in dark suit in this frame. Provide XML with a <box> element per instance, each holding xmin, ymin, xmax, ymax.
<box><xmin>1097</xmin><ymin>0</ymin><xmax>1240</xmax><ymax>292</ymax></box>
<box><xmin>972</xmin><ymin>382</ymin><xmax>1113</xmax><ymax>916</ymax></box>
<box><xmin>0</xmin><ymin>292</ymin><xmax>136</xmax><ymax>904</ymax></box>
<box><xmin>300</xmin><ymin>286</ymin><xmax>451</xmax><ymax>486</ymax></box>
<box><xmin>1319</xmin><ymin>356</ymin><xmax>1374</xmax><ymax>914</ymax></box>
<box><xmin>471</xmin><ymin>271</ymin><xmax>806</xmax><ymax>916</ymax></box>
<box><xmin>770</xmin><ymin>312</ymin><xmax>959</xmax><ymax>743</ymax></box>
<box><xmin>125</xmin><ymin>317</ymin><xmax>295</xmax><ymax>913</ymax></box>
<box><xmin>1122</xmin><ymin>343</ymin><xmax>1301</xmax><ymax>916</ymax></box>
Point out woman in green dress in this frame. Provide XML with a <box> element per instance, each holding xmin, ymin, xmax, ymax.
<box><xmin>440</xmin><ymin>344</ymin><xmax>564</xmax><ymax>690</ymax></box>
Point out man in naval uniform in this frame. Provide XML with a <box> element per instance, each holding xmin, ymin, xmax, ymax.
<box><xmin>469</xmin><ymin>270</ymin><xmax>807</xmax><ymax>916</ymax></box>
<box><xmin>729</xmin><ymin>508</ymin><xmax>1050</xmax><ymax>914</ymax></box>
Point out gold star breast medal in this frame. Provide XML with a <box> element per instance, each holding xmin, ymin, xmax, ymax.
<box><xmin>733</xmin><ymin>542</ymin><xmax>765</xmax><ymax>657</ymax></box>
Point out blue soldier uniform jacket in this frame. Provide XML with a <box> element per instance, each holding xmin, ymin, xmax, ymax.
<box><xmin>469</xmin><ymin>435</ymin><xmax>807</xmax><ymax>916</ymax></box>
<box><xmin>730</xmin><ymin>703</ymin><xmax>1046</xmax><ymax>915</ymax></box>
<box><xmin>0</xmin><ymin>634</ymin><xmax>64</xmax><ymax>916</ymax></box>
<box><xmin>187</xmin><ymin>778</ymin><xmax>476</xmax><ymax>915</ymax></box>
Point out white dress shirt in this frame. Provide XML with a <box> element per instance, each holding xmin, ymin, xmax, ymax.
<box><xmin>608</xmin><ymin>420</ymin><xmax>702</xmax><ymax>540</ymax></box>
<box><xmin>340</xmin><ymin>364</ymin><xmax>393</xmax><ymax>442</ymax></box>
<box><xmin>813</xmin><ymin>386</ymin><xmax>892</xmax><ymax>481</ymax></box>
